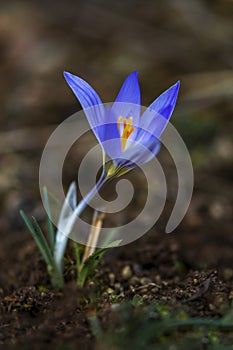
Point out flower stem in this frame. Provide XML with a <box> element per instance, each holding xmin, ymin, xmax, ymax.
<box><xmin>54</xmin><ymin>173</ymin><xmax>106</xmax><ymax>273</ymax></box>
<box><xmin>80</xmin><ymin>210</ymin><xmax>105</xmax><ymax>271</ymax></box>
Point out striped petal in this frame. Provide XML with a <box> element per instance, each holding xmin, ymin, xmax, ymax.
<box><xmin>64</xmin><ymin>71</ymin><xmax>105</xmax><ymax>141</ymax></box>
<box><xmin>140</xmin><ymin>81</ymin><xmax>180</xmax><ymax>139</ymax></box>
<box><xmin>111</xmin><ymin>72</ymin><xmax>141</xmax><ymax>130</ymax></box>
<box><xmin>114</xmin><ymin>133</ymin><xmax>160</xmax><ymax>169</ymax></box>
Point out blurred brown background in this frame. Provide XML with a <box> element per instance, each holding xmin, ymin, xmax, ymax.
<box><xmin>0</xmin><ymin>0</ymin><xmax>232</xmax><ymax>267</ymax></box>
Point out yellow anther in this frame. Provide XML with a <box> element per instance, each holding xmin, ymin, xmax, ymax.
<box><xmin>117</xmin><ymin>115</ymin><xmax>123</xmax><ymax>131</ymax></box>
<box><xmin>117</xmin><ymin>115</ymin><xmax>135</xmax><ymax>151</ymax></box>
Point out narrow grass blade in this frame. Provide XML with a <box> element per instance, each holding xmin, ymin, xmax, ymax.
<box><xmin>102</xmin><ymin>227</ymin><xmax>119</xmax><ymax>247</ymax></box>
<box><xmin>31</xmin><ymin>217</ymin><xmax>64</xmax><ymax>289</ymax></box>
<box><xmin>77</xmin><ymin>240</ymin><xmax>121</xmax><ymax>287</ymax></box>
<box><xmin>20</xmin><ymin>210</ymin><xmax>52</xmax><ymax>268</ymax></box>
<box><xmin>20</xmin><ymin>210</ymin><xmax>64</xmax><ymax>289</ymax></box>
<box><xmin>31</xmin><ymin>216</ymin><xmax>55</xmax><ymax>266</ymax></box>
<box><xmin>73</xmin><ymin>242</ymin><xmax>81</xmax><ymax>273</ymax></box>
<box><xmin>42</xmin><ymin>186</ymin><xmax>55</xmax><ymax>251</ymax></box>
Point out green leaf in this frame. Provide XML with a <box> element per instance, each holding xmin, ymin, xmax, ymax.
<box><xmin>73</xmin><ymin>242</ymin><xmax>81</xmax><ymax>273</ymax></box>
<box><xmin>131</xmin><ymin>294</ymin><xmax>143</xmax><ymax>307</ymax></box>
<box><xmin>102</xmin><ymin>228</ymin><xmax>119</xmax><ymax>247</ymax></box>
<box><xmin>31</xmin><ymin>216</ymin><xmax>54</xmax><ymax>266</ymax></box>
<box><xmin>104</xmin><ymin>240</ymin><xmax>122</xmax><ymax>248</ymax></box>
<box><xmin>20</xmin><ymin>211</ymin><xmax>52</xmax><ymax>268</ymax></box>
<box><xmin>77</xmin><ymin>240</ymin><xmax>121</xmax><ymax>287</ymax></box>
<box><xmin>42</xmin><ymin>186</ymin><xmax>55</xmax><ymax>251</ymax></box>
<box><xmin>20</xmin><ymin>211</ymin><xmax>64</xmax><ymax>289</ymax></box>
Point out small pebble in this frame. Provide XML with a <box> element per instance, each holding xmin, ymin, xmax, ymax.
<box><xmin>108</xmin><ymin>273</ymin><xmax>115</xmax><ymax>284</ymax></box>
<box><xmin>107</xmin><ymin>288</ymin><xmax>114</xmax><ymax>294</ymax></box>
<box><xmin>209</xmin><ymin>304</ymin><xmax>215</xmax><ymax>311</ymax></box>
<box><xmin>121</xmin><ymin>265</ymin><xmax>132</xmax><ymax>279</ymax></box>
<box><xmin>216</xmin><ymin>296</ymin><xmax>224</xmax><ymax>304</ymax></box>
<box><xmin>140</xmin><ymin>277</ymin><xmax>152</xmax><ymax>285</ymax></box>
<box><xmin>130</xmin><ymin>276</ymin><xmax>140</xmax><ymax>285</ymax></box>
<box><xmin>209</xmin><ymin>202</ymin><xmax>225</xmax><ymax>219</ymax></box>
<box><xmin>114</xmin><ymin>283</ymin><xmax>122</xmax><ymax>292</ymax></box>
<box><xmin>140</xmin><ymin>288</ymin><xmax>148</xmax><ymax>293</ymax></box>
<box><xmin>155</xmin><ymin>275</ymin><xmax>161</xmax><ymax>283</ymax></box>
<box><xmin>170</xmin><ymin>243</ymin><xmax>178</xmax><ymax>252</ymax></box>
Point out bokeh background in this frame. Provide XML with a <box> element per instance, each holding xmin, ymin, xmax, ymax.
<box><xmin>0</xmin><ymin>0</ymin><xmax>233</xmax><ymax>280</ymax></box>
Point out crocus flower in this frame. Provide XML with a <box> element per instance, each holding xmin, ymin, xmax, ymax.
<box><xmin>64</xmin><ymin>71</ymin><xmax>180</xmax><ymax>177</ymax></box>
<box><xmin>54</xmin><ymin>71</ymin><xmax>180</xmax><ymax>270</ymax></box>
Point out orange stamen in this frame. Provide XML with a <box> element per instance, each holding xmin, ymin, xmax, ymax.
<box><xmin>117</xmin><ymin>116</ymin><xmax>135</xmax><ymax>151</ymax></box>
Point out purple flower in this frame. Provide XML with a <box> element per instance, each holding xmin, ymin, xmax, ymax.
<box><xmin>64</xmin><ymin>71</ymin><xmax>180</xmax><ymax>176</ymax></box>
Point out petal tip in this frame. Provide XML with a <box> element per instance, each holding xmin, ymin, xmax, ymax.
<box><xmin>131</xmin><ymin>70</ymin><xmax>138</xmax><ymax>77</ymax></box>
<box><xmin>175</xmin><ymin>80</ymin><xmax>180</xmax><ymax>90</ymax></box>
<box><xmin>114</xmin><ymin>70</ymin><xmax>141</xmax><ymax>106</ymax></box>
<box><xmin>126</xmin><ymin>71</ymin><xmax>139</xmax><ymax>81</ymax></box>
<box><xmin>168</xmin><ymin>80</ymin><xmax>180</xmax><ymax>99</ymax></box>
<box><xmin>63</xmin><ymin>71</ymin><xmax>73</xmax><ymax>82</ymax></box>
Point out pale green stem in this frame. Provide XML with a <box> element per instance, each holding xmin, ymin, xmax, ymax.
<box><xmin>54</xmin><ymin>172</ymin><xmax>106</xmax><ymax>273</ymax></box>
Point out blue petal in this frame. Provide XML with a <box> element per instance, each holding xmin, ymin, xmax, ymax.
<box><xmin>148</xmin><ymin>81</ymin><xmax>180</xmax><ymax>120</ymax></box>
<box><xmin>64</xmin><ymin>71</ymin><xmax>105</xmax><ymax>141</ymax></box>
<box><xmin>64</xmin><ymin>71</ymin><xmax>103</xmax><ymax>109</ymax></box>
<box><xmin>140</xmin><ymin>81</ymin><xmax>180</xmax><ymax>139</ymax></box>
<box><xmin>115</xmin><ymin>132</ymin><xmax>161</xmax><ymax>168</ymax></box>
<box><xmin>115</xmin><ymin>71</ymin><xmax>141</xmax><ymax>105</ymax></box>
<box><xmin>93</xmin><ymin>123</ymin><xmax>122</xmax><ymax>159</ymax></box>
<box><xmin>111</xmin><ymin>71</ymin><xmax>141</xmax><ymax>125</ymax></box>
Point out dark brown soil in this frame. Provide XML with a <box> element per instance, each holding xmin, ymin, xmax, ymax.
<box><xmin>0</xmin><ymin>161</ymin><xmax>233</xmax><ymax>348</ymax></box>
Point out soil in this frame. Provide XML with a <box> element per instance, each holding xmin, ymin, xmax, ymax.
<box><xmin>0</xmin><ymin>161</ymin><xmax>233</xmax><ymax>349</ymax></box>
